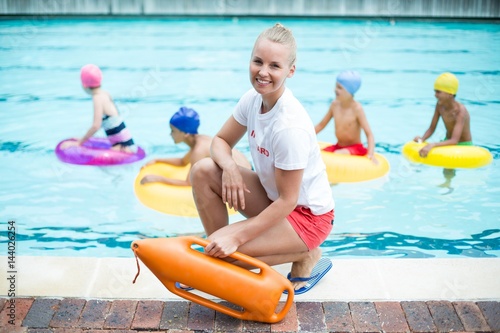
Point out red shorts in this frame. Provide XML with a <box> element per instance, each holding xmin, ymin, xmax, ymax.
<box><xmin>323</xmin><ymin>143</ymin><xmax>368</xmax><ymax>156</ymax></box>
<box><xmin>287</xmin><ymin>206</ymin><xmax>334</xmax><ymax>250</ymax></box>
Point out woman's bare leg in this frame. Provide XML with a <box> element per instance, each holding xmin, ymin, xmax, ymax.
<box><xmin>190</xmin><ymin>157</ymin><xmax>323</xmax><ymax>290</ymax></box>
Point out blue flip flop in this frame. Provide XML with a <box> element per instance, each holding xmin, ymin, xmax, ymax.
<box><xmin>284</xmin><ymin>257</ymin><xmax>332</xmax><ymax>295</ymax></box>
<box><xmin>175</xmin><ymin>282</ymin><xmax>194</xmax><ymax>291</ymax></box>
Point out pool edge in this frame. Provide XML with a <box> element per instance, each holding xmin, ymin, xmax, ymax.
<box><xmin>1</xmin><ymin>256</ymin><xmax>499</xmax><ymax>301</ymax></box>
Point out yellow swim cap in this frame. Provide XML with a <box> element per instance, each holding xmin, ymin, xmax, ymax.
<box><xmin>434</xmin><ymin>72</ymin><xmax>459</xmax><ymax>95</ymax></box>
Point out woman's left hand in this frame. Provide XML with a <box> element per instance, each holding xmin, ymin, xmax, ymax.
<box><xmin>205</xmin><ymin>234</ymin><xmax>239</xmax><ymax>258</ymax></box>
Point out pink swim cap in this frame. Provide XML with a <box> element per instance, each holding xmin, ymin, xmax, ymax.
<box><xmin>80</xmin><ymin>64</ymin><xmax>102</xmax><ymax>88</ymax></box>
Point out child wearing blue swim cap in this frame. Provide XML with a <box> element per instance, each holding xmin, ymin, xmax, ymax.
<box><xmin>315</xmin><ymin>70</ymin><xmax>376</xmax><ymax>162</ymax></box>
<box><xmin>140</xmin><ymin>107</ymin><xmax>250</xmax><ymax>186</ymax></box>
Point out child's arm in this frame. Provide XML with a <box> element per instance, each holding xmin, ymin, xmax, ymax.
<box><xmin>141</xmin><ymin>152</ymin><xmax>191</xmax><ymax>185</ymax></box>
<box><xmin>414</xmin><ymin>107</ymin><xmax>440</xmax><ymax>143</ymax></box>
<box><xmin>314</xmin><ymin>103</ymin><xmax>334</xmax><ymax>134</ymax></box>
<box><xmin>140</xmin><ymin>174</ymin><xmax>190</xmax><ymax>186</ymax></box>
<box><xmin>418</xmin><ymin>109</ymin><xmax>466</xmax><ymax>157</ymax></box>
<box><xmin>144</xmin><ymin>155</ymin><xmax>187</xmax><ymax>168</ymax></box>
<box><xmin>78</xmin><ymin>95</ymin><xmax>104</xmax><ymax>145</ymax></box>
<box><xmin>357</xmin><ymin>106</ymin><xmax>375</xmax><ymax>161</ymax></box>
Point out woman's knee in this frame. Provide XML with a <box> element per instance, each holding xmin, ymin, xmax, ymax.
<box><xmin>190</xmin><ymin>158</ymin><xmax>218</xmax><ymax>185</ymax></box>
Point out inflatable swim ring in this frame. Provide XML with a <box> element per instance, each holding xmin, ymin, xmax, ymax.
<box><xmin>134</xmin><ymin>163</ymin><xmax>238</xmax><ymax>217</ymax></box>
<box><xmin>402</xmin><ymin>141</ymin><xmax>492</xmax><ymax>169</ymax></box>
<box><xmin>56</xmin><ymin>138</ymin><xmax>145</xmax><ymax>166</ymax></box>
<box><xmin>319</xmin><ymin>142</ymin><xmax>390</xmax><ymax>183</ymax></box>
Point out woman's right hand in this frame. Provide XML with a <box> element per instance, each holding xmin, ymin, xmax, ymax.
<box><xmin>221</xmin><ymin>164</ymin><xmax>249</xmax><ymax>211</ymax></box>
<box><xmin>413</xmin><ymin>136</ymin><xmax>423</xmax><ymax>143</ymax></box>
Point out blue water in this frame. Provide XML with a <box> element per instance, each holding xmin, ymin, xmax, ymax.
<box><xmin>1</xmin><ymin>18</ymin><xmax>499</xmax><ymax>258</ymax></box>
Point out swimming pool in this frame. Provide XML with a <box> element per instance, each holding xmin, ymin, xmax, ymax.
<box><xmin>1</xmin><ymin>17</ymin><xmax>499</xmax><ymax>258</ymax></box>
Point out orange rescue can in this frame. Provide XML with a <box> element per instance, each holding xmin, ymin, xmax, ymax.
<box><xmin>131</xmin><ymin>236</ymin><xmax>294</xmax><ymax>323</ymax></box>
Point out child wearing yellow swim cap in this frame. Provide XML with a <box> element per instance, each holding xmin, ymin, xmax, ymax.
<box><xmin>413</xmin><ymin>72</ymin><xmax>472</xmax><ymax>157</ymax></box>
<box><xmin>413</xmin><ymin>72</ymin><xmax>473</xmax><ymax>188</ymax></box>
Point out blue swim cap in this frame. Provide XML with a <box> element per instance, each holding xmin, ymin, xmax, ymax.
<box><xmin>170</xmin><ymin>107</ymin><xmax>200</xmax><ymax>134</ymax></box>
<box><xmin>337</xmin><ymin>70</ymin><xmax>362</xmax><ymax>96</ymax></box>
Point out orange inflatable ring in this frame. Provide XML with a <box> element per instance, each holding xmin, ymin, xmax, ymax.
<box><xmin>134</xmin><ymin>163</ymin><xmax>237</xmax><ymax>217</ymax></box>
<box><xmin>319</xmin><ymin>142</ymin><xmax>390</xmax><ymax>183</ymax></box>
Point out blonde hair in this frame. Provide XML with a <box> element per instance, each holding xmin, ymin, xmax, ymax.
<box><xmin>254</xmin><ymin>23</ymin><xmax>297</xmax><ymax>66</ymax></box>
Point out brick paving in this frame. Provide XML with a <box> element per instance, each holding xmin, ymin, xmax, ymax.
<box><xmin>0</xmin><ymin>297</ymin><xmax>499</xmax><ymax>333</ymax></box>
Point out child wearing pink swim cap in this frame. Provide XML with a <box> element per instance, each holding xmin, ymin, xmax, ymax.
<box><xmin>64</xmin><ymin>64</ymin><xmax>136</xmax><ymax>153</ymax></box>
<box><xmin>315</xmin><ymin>70</ymin><xmax>377</xmax><ymax>162</ymax></box>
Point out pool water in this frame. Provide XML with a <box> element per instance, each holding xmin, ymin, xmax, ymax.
<box><xmin>1</xmin><ymin>17</ymin><xmax>499</xmax><ymax>258</ymax></box>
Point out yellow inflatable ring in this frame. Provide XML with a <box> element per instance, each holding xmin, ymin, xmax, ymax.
<box><xmin>402</xmin><ymin>141</ymin><xmax>493</xmax><ymax>169</ymax></box>
<box><xmin>319</xmin><ymin>142</ymin><xmax>390</xmax><ymax>183</ymax></box>
<box><xmin>134</xmin><ymin>163</ymin><xmax>237</xmax><ymax>217</ymax></box>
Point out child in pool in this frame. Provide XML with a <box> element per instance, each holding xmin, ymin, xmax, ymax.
<box><xmin>413</xmin><ymin>72</ymin><xmax>472</xmax><ymax>191</ymax></box>
<box><xmin>413</xmin><ymin>72</ymin><xmax>472</xmax><ymax>156</ymax></box>
<box><xmin>189</xmin><ymin>23</ymin><xmax>335</xmax><ymax>293</ymax></box>
<box><xmin>314</xmin><ymin>70</ymin><xmax>376</xmax><ymax>162</ymax></box>
<box><xmin>140</xmin><ymin>107</ymin><xmax>251</xmax><ymax>186</ymax></box>
<box><xmin>64</xmin><ymin>64</ymin><xmax>137</xmax><ymax>153</ymax></box>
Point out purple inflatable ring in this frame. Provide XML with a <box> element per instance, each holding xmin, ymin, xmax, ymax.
<box><xmin>56</xmin><ymin>138</ymin><xmax>146</xmax><ymax>166</ymax></box>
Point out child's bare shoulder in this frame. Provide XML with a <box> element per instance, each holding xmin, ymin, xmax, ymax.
<box><xmin>352</xmin><ymin>100</ymin><xmax>365</xmax><ymax>114</ymax></box>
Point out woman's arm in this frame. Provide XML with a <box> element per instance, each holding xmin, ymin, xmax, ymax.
<box><xmin>211</xmin><ymin>116</ymin><xmax>249</xmax><ymax>211</ymax></box>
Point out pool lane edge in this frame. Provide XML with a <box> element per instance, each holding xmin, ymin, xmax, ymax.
<box><xmin>1</xmin><ymin>256</ymin><xmax>499</xmax><ymax>301</ymax></box>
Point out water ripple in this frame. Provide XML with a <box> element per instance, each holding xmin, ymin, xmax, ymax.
<box><xmin>323</xmin><ymin>229</ymin><xmax>500</xmax><ymax>258</ymax></box>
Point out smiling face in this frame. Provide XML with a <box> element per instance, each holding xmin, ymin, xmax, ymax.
<box><xmin>249</xmin><ymin>38</ymin><xmax>295</xmax><ymax>103</ymax></box>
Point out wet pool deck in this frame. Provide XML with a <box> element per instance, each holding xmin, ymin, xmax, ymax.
<box><xmin>1</xmin><ymin>256</ymin><xmax>499</xmax><ymax>332</ymax></box>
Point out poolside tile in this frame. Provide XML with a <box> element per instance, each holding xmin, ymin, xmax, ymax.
<box><xmin>453</xmin><ymin>301</ymin><xmax>491</xmax><ymax>332</ymax></box>
<box><xmin>427</xmin><ymin>301</ymin><xmax>465</xmax><ymax>332</ymax></box>
<box><xmin>130</xmin><ymin>300</ymin><xmax>164</xmax><ymax>330</ymax></box>
<box><xmin>323</xmin><ymin>301</ymin><xmax>355</xmax><ymax>333</ymax></box>
<box><xmin>271</xmin><ymin>302</ymin><xmax>298</xmax><ymax>332</ymax></box>
<box><xmin>0</xmin><ymin>298</ymin><xmax>34</xmax><ymax>328</ymax></box>
<box><xmin>296</xmin><ymin>302</ymin><xmax>326</xmax><ymax>332</ymax></box>
<box><xmin>375</xmin><ymin>301</ymin><xmax>410</xmax><ymax>333</ymax></box>
<box><xmin>214</xmin><ymin>301</ymin><xmax>244</xmax><ymax>332</ymax></box>
<box><xmin>49</xmin><ymin>299</ymin><xmax>86</xmax><ymax>328</ymax></box>
<box><xmin>243</xmin><ymin>317</ymin><xmax>271</xmax><ymax>332</ymax></box>
<box><xmin>401</xmin><ymin>301</ymin><xmax>437</xmax><ymax>333</ymax></box>
<box><xmin>77</xmin><ymin>299</ymin><xmax>111</xmax><ymax>329</ymax></box>
<box><xmin>159</xmin><ymin>300</ymin><xmax>189</xmax><ymax>330</ymax></box>
<box><xmin>103</xmin><ymin>300</ymin><xmax>137</xmax><ymax>329</ymax></box>
<box><xmin>476</xmin><ymin>301</ymin><xmax>500</xmax><ymax>331</ymax></box>
<box><xmin>186</xmin><ymin>302</ymin><xmax>215</xmax><ymax>331</ymax></box>
<box><xmin>22</xmin><ymin>298</ymin><xmax>59</xmax><ymax>329</ymax></box>
<box><xmin>349</xmin><ymin>302</ymin><xmax>382</xmax><ymax>332</ymax></box>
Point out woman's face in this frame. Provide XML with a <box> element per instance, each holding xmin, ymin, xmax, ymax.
<box><xmin>249</xmin><ymin>38</ymin><xmax>295</xmax><ymax>99</ymax></box>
